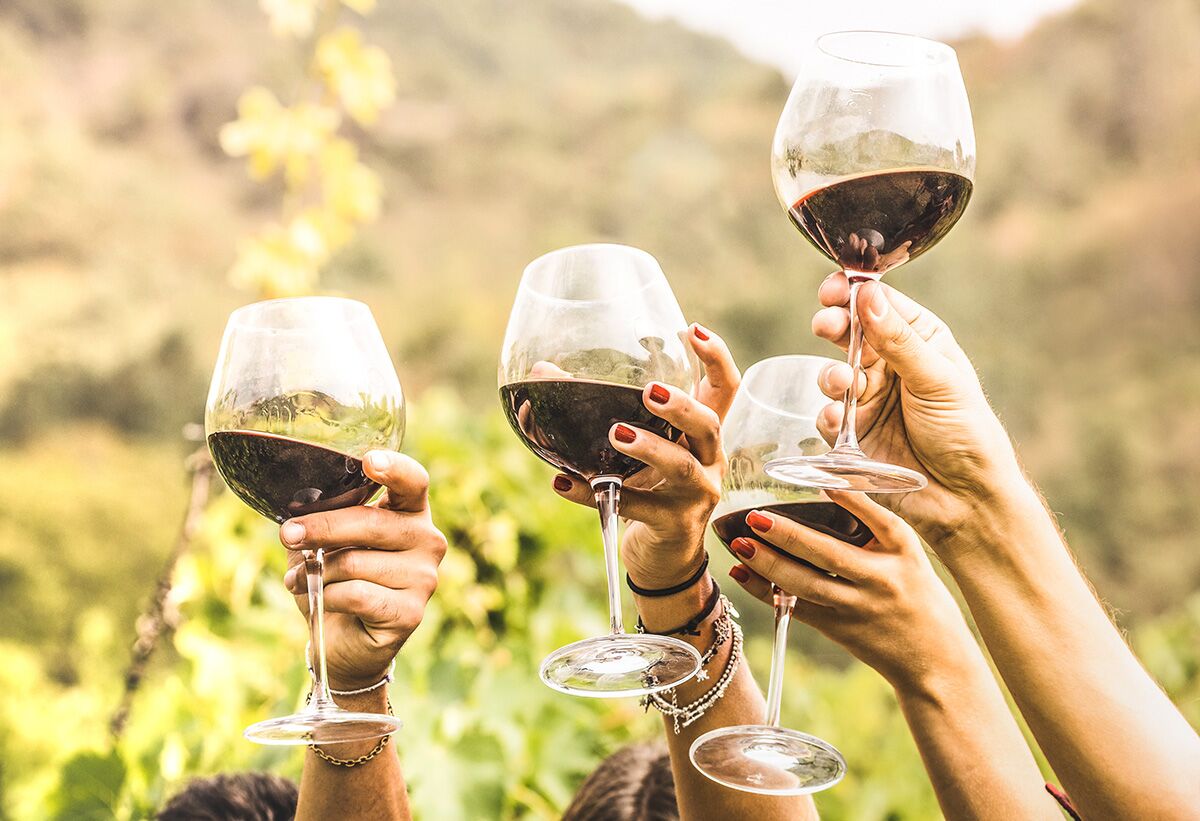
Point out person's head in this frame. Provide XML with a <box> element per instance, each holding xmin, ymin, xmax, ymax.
<box><xmin>157</xmin><ymin>772</ymin><xmax>297</xmax><ymax>821</ymax></box>
<box><xmin>563</xmin><ymin>743</ymin><xmax>679</xmax><ymax>821</ymax></box>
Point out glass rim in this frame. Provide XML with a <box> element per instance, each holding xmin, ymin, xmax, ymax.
<box><xmin>815</xmin><ymin>30</ymin><xmax>958</xmax><ymax>69</ymax></box>
<box><xmin>741</xmin><ymin>354</ymin><xmax>838</xmax><ymax>421</ymax></box>
<box><xmin>518</xmin><ymin>243</ymin><xmax>662</xmax><ymax>304</ymax></box>
<box><xmin>227</xmin><ymin>296</ymin><xmax>373</xmax><ymax>329</ymax></box>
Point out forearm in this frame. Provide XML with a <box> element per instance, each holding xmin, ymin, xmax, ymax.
<box><xmin>936</xmin><ymin>481</ymin><xmax>1200</xmax><ymax>818</ymax></box>
<box><xmin>892</xmin><ymin>629</ymin><xmax>1059</xmax><ymax>820</ymax></box>
<box><xmin>635</xmin><ymin>576</ymin><xmax>818</xmax><ymax>821</ymax></box>
<box><xmin>296</xmin><ymin>689</ymin><xmax>410</xmax><ymax>821</ymax></box>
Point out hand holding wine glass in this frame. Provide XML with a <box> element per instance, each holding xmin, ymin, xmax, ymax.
<box><xmin>549</xmin><ymin>324</ymin><xmax>741</xmax><ymax>591</ymax></box>
<box><xmin>279</xmin><ymin>450</ymin><xmax>447</xmax><ymax>690</ymax></box>
<box><xmin>810</xmin><ymin>274</ymin><xmax>1026</xmax><ymax>544</ymax></box>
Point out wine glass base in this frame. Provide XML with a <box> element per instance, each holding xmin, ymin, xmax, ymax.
<box><xmin>244</xmin><ymin>709</ymin><xmax>403</xmax><ymax>746</ymax></box>
<box><xmin>539</xmin><ymin>634</ymin><xmax>702</xmax><ymax>698</ymax></box>
<box><xmin>689</xmin><ymin>725</ymin><xmax>847</xmax><ymax>795</ymax></box>
<box><xmin>765</xmin><ymin>454</ymin><xmax>927</xmax><ymax>493</ymax></box>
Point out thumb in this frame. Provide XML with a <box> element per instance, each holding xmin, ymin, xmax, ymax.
<box><xmin>856</xmin><ymin>281</ymin><xmax>955</xmax><ymax>395</ymax></box>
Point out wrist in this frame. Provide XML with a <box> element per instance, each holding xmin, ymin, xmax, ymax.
<box><xmin>633</xmin><ymin>572</ymin><xmax>716</xmax><ymax>641</ymax></box>
<box><xmin>887</xmin><ymin>625</ymin><xmax>988</xmax><ymax>704</ymax></box>
<box><xmin>624</xmin><ymin>540</ymin><xmax>707</xmax><ymax>591</ymax></box>
<box><xmin>918</xmin><ymin>466</ymin><xmax>1039</xmax><ymax>558</ymax></box>
<box><xmin>326</xmin><ymin>660</ymin><xmax>395</xmax><ymax>694</ymax></box>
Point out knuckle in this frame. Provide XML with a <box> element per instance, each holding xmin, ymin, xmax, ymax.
<box><xmin>430</xmin><ymin>528</ymin><xmax>449</xmax><ymax>563</ymax></box>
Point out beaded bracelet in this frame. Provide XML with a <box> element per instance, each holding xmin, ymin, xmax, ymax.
<box><xmin>636</xmin><ymin>580</ymin><xmax>721</xmax><ymax>637</ymax></box>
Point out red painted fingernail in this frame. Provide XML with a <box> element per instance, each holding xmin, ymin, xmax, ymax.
<box><xmin>746</xmin><ymin>511</ymin><xmax>773</xmax><ymax>532</ymax></box>
<box><xmin>553</xmin><ymin>475</ymin><xmax>573</xmax><ymax>492</ymax></box>
<box><xmin>648</xmin><ymin>383</ymin><xmax>670</xmax><ymax>404</ymax></box>
<box><xmin>729</xmin><ymin>565</ymin><xmax>750</xmax><ymax>583</ymax></box>
<box><xmin>693</xmin><ymin>324</ymin><xmax>710</xmax><ymax>341</ymax></box>
<box><xmin>613</xmin><ymin>424</ymin><xmax>637</xmax><ymax>444</ymax></box>
<box><xmin>731</xmin><ymin>537</ymin><xmax>757</xmax><ymax>560</ymax></box>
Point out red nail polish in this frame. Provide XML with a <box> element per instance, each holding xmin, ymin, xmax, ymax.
<box><xmin>746</xmin><ymin>511</ymin><xmax>773</xmax><ymax>532</ymax></box>
<box><xmin>731</xmin><ymin>538</ymin><xmax>757</xmax><ymax>560</ymax></box>
<box><xmin>613</xmin><ymin>424</ymin><xmax>637</xmax><ymax>444</ymax></box>
<box><xmin>553</xmin><ymin>475</ymin><xmax>573</xmax><ymax>492</ymax></box>
<box><xmin>648</xmin><ymin>384</ymin><xmax>670</xmax><ymax>404</ymax></box>
<box><xmin>693</xmin><ymin>325</ymin><xmax>710</xmax><ymax>341</ymax></box>
<box><xmin>729</xmin><ymin>565</ymin><xmax>750</xmax><ymax>583</ymax></box>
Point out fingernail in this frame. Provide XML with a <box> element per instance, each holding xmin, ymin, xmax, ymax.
<box><xmin>281</xmin><ymin>520</ymin><xmax>305</xmax><ymax>545</ymax></box>
<box><xmin>553</xmin><ymin>474</ymin><xmax>573</xmax><ymax>492</ymax></box>
<box><xmin>868</xmin><ymin>285</ymin><xmax>888</xmax><ymax>320</ymax></box>
<box><xmin>613</xmin><ymin>424</ymin><xmax>637</xmax><ymax>444</ymax></box>
<box><xmin>693</xmin><ymin>324</ymin><xmax>710</xmax><ymax>341</ymax></box>
<box><xmin>648</xmin><ymin>383</ymin><xmax>670</xmax><ymax>404</ymax></box>
<box><xmin>284</xmin><ymin>567</ymin><xmax>299</xmax><ymax>591</ymax></box>
<box><xmin>731</xmin><ymin>537</ymin><xmax>757</xmax><ymax>560</ymax></box>
<box><xmin>367</xmin><ymin>451</ymin><xmax>391</xmax><ymax>472</ymax></box>
<box><xmin>729</xmin><ymin>565</ymin><xmax>750</xmax><ymax>583</ymax></box>
<box><xmin>746</xmin><ymin>511</ymin><xmax>773</xmax><ymax>532</ymax></box>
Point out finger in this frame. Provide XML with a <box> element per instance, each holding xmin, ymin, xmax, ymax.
<box><xmin>688</xmin><ymin>323</ymin><xmax>741</xmax><ymax>421</ymax></box>
<box><xmin>364</xmin><ymin>451</ymin><xmax>430</xmax><ymax>514</ymax></box>
<box><xmin>745</xmin><ymin>509</ymin><xmax>875</xmax><ymax>581</ymax></box>
<box><xmin>322</xmin><ymin>580</ymin><xmax>428</xmax><ymax>628</ymax></box>
<box><xmin>728</xmin><ymin>537</ymin><xmax>854</xmax><ymax>607</ymax></box>
<box><xmin>818</xmin><ymin>272</ymin><xmax>849</xmax><ymax>308</ymax></box>
<box><xmin>284</xmin><ymin>548</ymin><xmax>440</xmax><ymax>595</ymax></box>
<box><xmin>818</xmin><ymin>361</ymin><xmax>866</xmax><ymax>402</ymax></box>
<box><xmin>551</xmin><ymin>473</ymin><xmax>597</xmax><ymax>508</ymax></box>
<box><xmin>610</xmin><ymin>423</ymin><xmax>709</xmax><ymax>486</ymax></box>
<box><xmin>642</xmin><ymin>383</ymin><xmax>721</xmax><ymax>466</ymax></box>
<box><xmin>824</xmin><ymin>490</ymin><xmax>917</xmax><ymax>554</ymax></box>
<box><xmin>816</xmin><ymin>401</ymin><xmax>843</xmax><ymax>446</ymax></box>
<box><xmin>856</xmin><ymin>282</ymin><xmax>957</xmax><ymax>396</ymax></box>
<box><xmin>811</xmin><ymin>306</ymin><xmax>851</xmax><ymax>351</ymax></box>
<box><xmin>280</xmin><ymin>505</ymin><xmax>432</xmax><ymax>552</ymax></box>
<box><xmin>729</xmin><ymin>563</ymin><xmax>773</xmax><ymax>605</ymax></box>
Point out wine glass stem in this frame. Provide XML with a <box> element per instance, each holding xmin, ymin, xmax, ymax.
<box><xmin>593</xmin><ymin>479</ymin><xmax>625</xmax><ymax>636</ymax></box>
<box><xmin>304</xmin><ymin>548</ymin><xmax>337</xmax><ymax>711</ymax></box>
<box><xmin>765</xmin><ymin>586</ymin><xmax>796</xmax><ymax>728</ymax></box>
<box><xmin>833</xmin><ymin>276</ymin><xmax>867</xmax><ymax>454</ymax></box>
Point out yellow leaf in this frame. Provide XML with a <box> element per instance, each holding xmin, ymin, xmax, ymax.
<box><xmin>316</xmin><ymin>27</ymin><xmax>396</xmax><ymax>124</ymax></box>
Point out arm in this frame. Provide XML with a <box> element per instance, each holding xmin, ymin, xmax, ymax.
<box><xmin>730</xmin><ymin>491</ymin><xmax>1059</xmax><ymax>820</ymax></box>
<box><xmin>812</xmin><ymin>273</ymin><xmax>1200</xmax><ymax>818</ymax></box>
<box><xmin>279</xmin><ymin>451</ymin><xmax>448</xmax><ymax>821</ymax></box>
<box><xmin>554</xmin><ymin>324</ymin><xmax>816</xmax><ymax>820</ymax></box>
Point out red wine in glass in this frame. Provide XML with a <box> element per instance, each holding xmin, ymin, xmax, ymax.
<box><xmin>788</xmin><ymin>169</ymin><xmax>973</xmax><ymax>277</ymax></box>
<box><xmin>207</xmin><ymin>430</ymin><xmax>380</xmax><ymax>523</ymax></box>
<box><xmin>499</xmin><ymin>379</ymin><xmax>680</xmax><ymax>481</ymax></box>
<box><xmin>712</xmin><ymin>501</ymin><xmax>874</xmax><ymax>560</ymax></box>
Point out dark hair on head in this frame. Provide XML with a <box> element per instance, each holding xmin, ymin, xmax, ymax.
<box><xmin>157</xmin><ymin>772</ymin><xmax>298</xmax><ymax>821</ymax></box>
<box><xmin>563</xmin><ymin>743</ymin><xmax>679</xmax><ymax>821</ymax></box>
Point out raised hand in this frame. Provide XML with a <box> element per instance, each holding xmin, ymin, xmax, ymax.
<box><xmin>279</xmin><ymin>451</ymin><xmax>447</xmax><ymax>690</ymax></box>
<box><xmin>812</xmin><ymin>271</ymin><xmax>1023</xmax><ymax>543</ymax></box>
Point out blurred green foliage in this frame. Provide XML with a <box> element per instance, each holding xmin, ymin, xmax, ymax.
<box><xmin>0</xmin><ymin>0</ymin><xmax>1198</xmax><ymax>817</ymax></box>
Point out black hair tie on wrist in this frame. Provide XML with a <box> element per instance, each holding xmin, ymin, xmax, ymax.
<box><xmin>626</xmin><ymin>553</ymin><xmax>709</xmax><ymax>598</ymax></box>
<box><xmin>637</xmin><ymin>580</ymin><xmax>721</xmax><ymax>637</ymax></box>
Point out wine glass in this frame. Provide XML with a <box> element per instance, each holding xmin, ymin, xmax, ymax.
<box><xmin>499</xmin><ymin>243</ymin><xmax>703</xmax><ymax>697</ymax></box>
<box><xmin>691</xmin><ymin>355</ymin><xmax>858</xmax><ymax>794</ymax></box>
<box><xmin>767</xmin><ymin>31</ymin><xmax>976</xmax><ymax>492</ymax></box>
<box><xmin>205</xmin><ymin>296</ymin><xmax>406</xmax><ymax>744</ymax></box>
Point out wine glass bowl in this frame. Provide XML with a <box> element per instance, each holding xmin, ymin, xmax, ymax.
<box><xmin>205</xmin><ymin>296</ymin><xmax>406</xmax><ymax>744</ymax></box>
<box><xmin>690</xmin><ymin>355</ymin><xmax>850</xmax><ymax>794</ymax></box>
<box><xmin>767</xmin><ymin>31</ymin><xmax>975</xmax><ymax>493</ymax></box>
<box><xmin>500</xmin><ymin>244</ymin><xmax>703</xmax><ymax>698</ymax></box>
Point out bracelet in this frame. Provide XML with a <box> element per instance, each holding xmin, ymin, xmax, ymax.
<box><xmin>626</xmin><ymin>553</ymin><xmax>709</xmax><ymax>598</ymax></box>
<box><xmin>636</xmin><ymin>580</ymin><xmax>721</xmax><ymax>637</ymax></box>
<box><xmin>642</xmin><ymin>606</ymin><xmax>743</xmax><ymax>734</ymax></box>
<box><xmin>306</xmin><ymin>644</ymin><xmax>395</xmax><ymax>695</ymax></box>
<box><xmin>308</xmin><ymin>697</ymin><xmax>395</xmax><ymax>768</ymax></box>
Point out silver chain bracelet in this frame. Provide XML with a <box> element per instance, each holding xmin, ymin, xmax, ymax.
<box><xmin>305</xmin><ymin>643</ymin><xmax>396</xmax><ymax>695</ymax></box>
<box><xmin>642</xmin><ymin>599</ymin><xmax>744</xmax><ymax>734</ymax></box>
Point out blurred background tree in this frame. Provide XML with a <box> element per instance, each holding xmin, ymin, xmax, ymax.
<box><xmin>0</xmin><ymin>0</ymin><xmax>1197</xmax><ymax>817</ymax></box>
